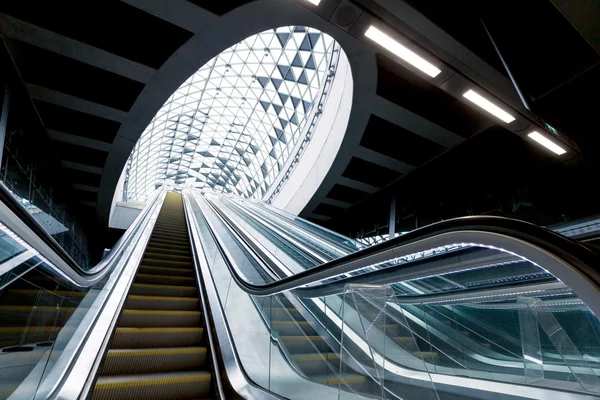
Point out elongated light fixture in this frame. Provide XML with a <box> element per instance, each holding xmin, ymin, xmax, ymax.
<box><xmin>365</xmin><ymin>26</ymin><xmax>441</xmax><ymax>78</ymax></box>
<box><xmin>528</xmin><ymin>131</ymin><xmax>566</xmax><ymax>155</ymax></box>
<box><xmin>462</xmin><ymin>90</ymin><xmax>515</xmax><ymax>123</ymax></box>
<box><xmin>304</xmin><ymin>0</ymin><xmax>321</xmax><ymax>5</ymax></box>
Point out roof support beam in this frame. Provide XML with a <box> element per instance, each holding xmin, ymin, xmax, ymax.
<box><xmin>0</xmin><ymin>14</ymin><xmax>155</xmax><ymax>83</ymax></box>
<box><xmin>371</xmin><ymin>95</ymin><xmax>464</xmax><ymax>148</ymax></box>
<box><xmin>72</xmin><ymin>184</ymin><xmax>100</xmax><ymax>193</ymax></box>
<box><xmin>121</xmin><ymin>0</ymin><xmax>218</xmax><ymax>33</ymax></box>
<box><xmin>337</xmin><ymin>177</ymin><xmax>379</xmax><ymax>194</ymax></box>
<box><xmin>321</xmin><ymin>197</ymin><xmax>353</xmax><ymax>209</ymax></box>
<box><xmin>47</xmin><ymin>129</ymin><xmax>112</xmax><ymax>152</ymax></box>
<box><xmin>355</xmin><ymin>147</ymin><xmax>414</xmax><ymax>174</ymax></box>
<box><xmin>27</xmin><ymin>84</ymin><xmax>128</xmax><ymax>122</ymax></box>
<box><xmin>61</xmin><ymin>161</ymin><xmax>103</xmax><ymax>175</ymax></box>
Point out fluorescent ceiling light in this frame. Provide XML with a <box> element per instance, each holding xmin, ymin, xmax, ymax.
<box><xmin>304</xmin><ymin>0</ymin><xmax>321</xmax><ymax>5</ymax></box>
<box><xmin>365</xmin><ymin>26</ymin><xmax>441</xmax><ymax>78</ymax></box>
<box><xmin>528</xmin><ymin>131</ymin><xmax>566</xmax><ymax>155</ymax></box>
<box><xmin>462</xmin><ymin>90</ymin><xmax>515</xmax><ymax>123</ymax></box>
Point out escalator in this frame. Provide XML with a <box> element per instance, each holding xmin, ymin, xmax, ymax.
<box><xmin>91</xmin><ymin>192</ymin><xmax>211</xmax><ymax>400</ymax></box>
<box><xmin>3</xmin><ymin>186</ymin><xmax>600</xmax><ymax>399</ymax></box>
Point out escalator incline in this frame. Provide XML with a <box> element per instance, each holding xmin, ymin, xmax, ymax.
<box><xmin>92</xmin><ymin>192</ymin><xmax>211</xmax><ymax>400</ymax></box>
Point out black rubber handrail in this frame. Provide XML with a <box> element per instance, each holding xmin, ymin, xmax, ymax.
<box><xmin>189</xmin><ymin>192</ymin><xmax>600</xmax><ymax>297</ymax></box>
<box><xmin>0</xmin><ymin>181</ymin><xmax>82</xmax><ymax>272</ymax></box>
<box><xmin>0</xmin><ymin>182</ymin><xmax>164</xmax><ymax>279</ymax></box>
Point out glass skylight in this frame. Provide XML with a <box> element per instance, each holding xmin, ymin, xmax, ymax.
<box><xmin>125</xmin><ymin>26</ymin><xmax>336</xmax><ymax>202</ymax></box>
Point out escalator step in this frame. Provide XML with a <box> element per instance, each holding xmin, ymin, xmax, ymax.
<box><xmin>124</xmin><ymin>295</ymin><xmax>198</xmax><ymax>311</ymax></box>
<box><xmin>138</xmin><ymin>265</ymin><xmax>194</xmax><ymax>277</ymax></box>
<box><xmin>0</xmin><ymin>326</ymin><xmax>69</xmax><ymax>347</ymax></box>
<box><xmin>293</xmin><ymin>353</ymin><xmax>341</xmax><ymax>375</ymax></box>
<box><xmin>93</xmin><ymin>371</ymin><xmax>211</xmax><ymax>400</ymax></box>
<box><xmin>111</xmin><ymin>327</ymin><xmax>203</xmax><ymax>349</ymax></box>
<box><xmin>414</xmin><ymin>352</ymin><xmax>439</xmax><ymax>361</ymax></box>
<box><xmin>293</xmin><ymin>353</ymin><xmax>340</xmax><ymax>361</ymax></box>
<box><xmin>0</xmin><ymin>306</ymin><xmax>87</xmax><ymax>326</ymax></box>
<box><xmin>130</xmin><ymin>283</ymin><xmax>196</xmax><ymax>297</ymax></box>
<box><xmin>5</xmin><ymin>289</ymin><xmax>87</xmax><ymax>299</ymax></box>
<box><xmin>134</xmin><ymin>274</ymin><xmax>194</xmax><ymax>285</ymax></box>
<box><xmin>394</xmin><ymin>337</ymin><xmax>415</xmax><ymax>344</ymax></box>
<box><xmin>319</xmin><ymin>374</ymin><xmax>367</xmax><ymax>386</ymax></box>
<box><xmin>141</xmin><ymin>259</ymin><xmax>193</xmax><ymax>268</ymax></box>
<box><xmin>145</xmin><ymin>247</ymin><xmax>191</xmax><ymax>256</ymax></box>
<box><xmin>281</xmin><ymin>336</ymin><xmax>330</xmax><ymax>353</ymax></box>
<box><xmin>142</xmin><ymin>252</ymin><xmax>192</xmax><ymax>262</ymax></box>
<box><xmin>151</xmin><ymin>230</ymin><xmax>188</xmax><ymax>237</ymax></box>
<box><xmin>261</xmin><ymin>307</ymin><xmax>302</xmax><ymax>319</ymax></box>
<box><xmin>119</xmin><ymin>310</ymin><xmax>201</xmax><ymax>327</ymax></box>
<box><xmin>101</xmin><ymin>347</ymin><xmax>207</xmax><ymax>376</ymax></box>
<box><xmin>147</xmin><ymin>239</ymin><xmax>190</xmax><ymax>248</ymax></box>
<box><xmin>271</xmin><ymin>320</ymin><xmax>313</xmax><ymax>336</ymax></box>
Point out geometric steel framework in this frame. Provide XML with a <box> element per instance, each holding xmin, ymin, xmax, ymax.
<box><xmin>125</xmin><ymin>26</ymin><xmax>336</xmax><ymax>202</ymax></box>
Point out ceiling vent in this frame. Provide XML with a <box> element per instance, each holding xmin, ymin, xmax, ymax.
<box><xmin>330</xmin><ymin>0</ymin><xmax>361</xmax><ymax>31</ymax></box>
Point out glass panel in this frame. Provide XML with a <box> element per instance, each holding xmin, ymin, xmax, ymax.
<box><xmin>0</xmin><ymin>191</ymin><xmax>159</xmax><ymax>399</ymax></box>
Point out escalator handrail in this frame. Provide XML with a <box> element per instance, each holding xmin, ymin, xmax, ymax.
<box><xmin>190</xmin><ymin>190</ymin><xmax>600</xmax><ymax>307</ymax></box>
<box><xmin>0</xmin><ymin>180</ymin><xmax>80</xmax><ymax>270</ymax></box>
<box><xmin>0</xmin><ymin>182</ymin><xmax>164</xmax><ymax>285</ymax></box>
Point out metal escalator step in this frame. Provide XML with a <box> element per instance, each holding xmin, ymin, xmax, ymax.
<box><xmin>151</xmin><ymin>234</ymin><xmax>189</xmax><ymax>241</ymax></box>
<box><xmin>145</xmin><ymin>247</ymin><xmax>191</xmax><ymax>256</ymax></box>
<box><xmin>148</xmin><ymin>237</ymin><xmax>189</xmax><ymax>246</ymax></box>
<box><xmin>0</xmin><ymin>326</ymin><xmax>70</xmax><ymax>348</ymax></box>
<box><xmin>293</xmin><ymin>353</ymin><xmax>340</xmax><ymax>361</ymax></box>
<box><xmin>293</xmin><ymin>353</ymin><xmax>341</xmax><ymax>375</ymax></box>
<box><xmin>319</xmin><ymin>374</ymin><xmax>367</xmax><ymax>386</ymax></box>
<box><xmin>280</xmin><ymin>336</ymin><xmax>330</xmax><ymax>353</ymax></box>
<box><xmin>152</xmin><ymin>229</ymin><xmax>187</xmax><ymax>235</ymax></box>
<box><xmin>145</xmin><ymin>243</ymin><xmax>190</xmax><ymax>252</ymax></box>
<box><xmin>101</xmin><ymin>347</ymin><xmax>206</xmax><ymax>376</ymax></box>
<box><xmin>5</xmin><ymin>289</ymin><xmax>87</xmax><ymax>299</ymax></box>
<box><xmin>413</xmin><ymin>352</ymin><xmax>439</xmax><ymax>360</ymax></box>
<box><xmin>124</xmin><ymin>295</ymin><xmax>198</xmax><ymax>311</ymax></box>
<box><xmin>135</xmin><ymin>273</ymin><xmax>194</xmax><ymax>285</ymax></box>
<box><xmin>261</xmin><ymin>307</ymin><xmax>302</xmax><ymax>319</ymax></box>
<box><xmin>0</xmin><ymin>306</ymin><xmax>87</xmax><ymax>326</ymax></box>
<box><xmin>143</xmin><ymin>252</ymin><xmax>192</xmax><ymax>261</ymax></box>
<box><xmin>93</xmin><ymin>371</ymin><xmax>211</xmax><ymax>400</ymax></box>
<box><xmin>151</xmin><ymin>230</ymin><xmax>188</xmax><ymax>237</ymax></box>
<box><xmin>141</xmin><ymin>258</ymin><xmax>192</xmax><ymax>268</ymax></box>
<box><xmin>112</xmin><ymin>327</ymin><xmax>203</xmax><ymax>349</ymax></box>
<box><xmin>138</xmin><ymin>265</ymin><xmax>194</xmax><ymax>277</ymax></box>
<box><xmin>130</xmin><ymin>283</ymin><xmax>196</xmax><ymax>297</ymax></box>
<box><xmin>119</xmin><ymin>310</ymin><xmax>201</xmax><ymax>327</ymax></box>
<box><xmin>145</xmin><ymin>242</ymin><xmax>190</xmax><ymax>251</ymax></box>
<box><xmin>271</xmin><ymin>320</ymin><xmax>313</xmax><ymax>336</ymax></box>
<box><xmin>152</xmin><ymin>229</ymin><xmax>188</xmax><ymax>236</ymax></box>
<box><xmin>394</xmin><ymin>337</ymin><xmax>415</xmax><ymax>343</ymax></box>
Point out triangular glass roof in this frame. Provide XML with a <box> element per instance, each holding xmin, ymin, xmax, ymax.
<box><xmin>125</xmin><ymin>26</ymin><xmax>335</xmax><ymax>201</ymax></box>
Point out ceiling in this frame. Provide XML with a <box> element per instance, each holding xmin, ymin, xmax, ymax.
<box><xmin>0</xmin><ymin>0</ymin><xmax>598</xmax><ymax>247</ymax></box>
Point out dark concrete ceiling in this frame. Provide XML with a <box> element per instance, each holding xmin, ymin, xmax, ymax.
<box><xmin>0</xmin><ymin>0</ymin><xmax>597</xmax><ymax>243</ymax></box>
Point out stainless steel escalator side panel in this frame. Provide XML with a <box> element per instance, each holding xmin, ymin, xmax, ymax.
<box><xmin>183</xmin><ymin>190</ymin><xmax>284</xmax><ymax>400</ymax></box>
<box><xmin>30</xmin><ymin>187</ymin><xmax>169</xmax><ymax>400</ymax></box>
<box><xmin>184</xmin><ymin>193</ymin><xmax>227</xmax><ymax>400</ymax></box>
<box><xmin>186</xmin><ymin>190</ymin><xmax>363</xmax><ymax>400</ymax></box>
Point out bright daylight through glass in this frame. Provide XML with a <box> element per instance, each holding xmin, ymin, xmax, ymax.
<box><xmin>125</xmin><ymin>26</ymin><xmax>336</xmax><ymax>202</ymax></box>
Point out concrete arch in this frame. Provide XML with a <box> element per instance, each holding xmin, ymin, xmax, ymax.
<box><xmin>98</xmin><ymin>0</ymin><xmax>377</xmax><ymax>223</ymax></box>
